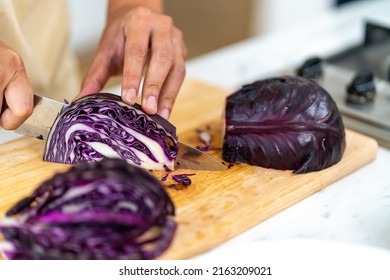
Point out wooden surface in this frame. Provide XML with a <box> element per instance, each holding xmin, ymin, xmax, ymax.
<box><xmin>0</xmin><ymin>80</ymin><xmax>378</xmax><ymax>260</ymax></box>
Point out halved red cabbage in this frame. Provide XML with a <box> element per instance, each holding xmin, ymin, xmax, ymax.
<box><xmin>43</xmin><ymin>93</ymin><xmax>178</xmax><ymax>170</ymax></box>
<box><xmin>223</xmin><ymin>76</ymin><xmax>346</xmax><ymax>174</ymax></box>
<box><xmin>0</xmin><ymin>158</ymin><xmax>176</xmax><ymax>260</ymax></box>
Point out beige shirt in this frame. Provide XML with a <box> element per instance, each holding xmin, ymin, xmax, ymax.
<box><xmin>0</xmin><ymin>0</ymin><xmax>81</xmax><ymax>101</ymax></box>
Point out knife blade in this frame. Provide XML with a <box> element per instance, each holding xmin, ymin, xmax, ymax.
<box><xmin>175</xmin><ymin>142</ymin><xmax>228</xmax><ymax>171</ymax></box>
<box><xmin>2</xmin><ymin>94</ymin><xmax>68</xmax><ymax>139</ymax></box>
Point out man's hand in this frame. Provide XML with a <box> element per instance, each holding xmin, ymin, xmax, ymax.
<box><xmin>0</xmin><ymin>41</ymin><xmax>34</xmax><ymax>130</ymax></box>
<box><xmin>79</xmin><ymin>2</ymin><xmax>187</xmax><ymax>120</ymax></box>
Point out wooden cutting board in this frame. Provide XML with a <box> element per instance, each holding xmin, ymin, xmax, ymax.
<box><xmin>0</xmin><ymin>80</ymin><xmax>378</xmax><ymax>260</ymax></box>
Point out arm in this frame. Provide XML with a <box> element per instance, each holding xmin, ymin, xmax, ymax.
<box><xmin>79</xmin><ymin>0</ymin><xmax>187</xmax><ymax>119</ymax></box>
<box><xmin>0</xmin><ymin>41</ymin><xmax>34</xmax><ymax>130</ymax></box>
<box><xmin>107</xmin><ymin>0</ymin><xmax>163</xmax><ymax>14</ymax></box>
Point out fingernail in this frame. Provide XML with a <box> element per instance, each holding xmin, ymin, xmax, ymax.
<box><xmin>145</xmin><ymin>96</ymin><xmax>157</xmax><ymax>113</ymax></box>
<box><xmin>123</xmin><ymin>88</ymin><xmax>137</xmax><ymax>104</ymax></box>
<box><xmin>159</xmin><ymin>108</ymin><xmax>170</xmax><ymax>120</ymax></box>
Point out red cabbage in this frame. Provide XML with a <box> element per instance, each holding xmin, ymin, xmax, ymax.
<box><xmin>161</xmin><ymin>173</ymin><xmax>169</xmax><ymax>182</ymax></box>
<box><xmin>195</xmin><ymin>128</ymin><xmax>222</xmax><ymax>152</ymax></box>
<box><xmin>223</xmin><ymin>76</ymin><xmax>346</xmax><ymax>174</ymax></box>
<box><xmin>0</xmin><ymin>158</ymin><xmax>176</xmax><ymax>260</ymax></box>
<box><xmin>43</xmin><ymin>93</ymin><xmax>178</xmax><ymax>171</ymax></box>
<box><xmin>195</xmin><ymin>129</ymin><xmax>212</xmax><ymax>151</ymax></box>
<box><xmin>172</xmin><ymin>173</ymin><xmax>195</xmax><ymax>186</ymax></box>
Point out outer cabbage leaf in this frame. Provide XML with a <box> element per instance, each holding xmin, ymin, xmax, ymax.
<box><xmin>222</xmin><ymin>76</ymin><xmax>346</xmax><ymax>174</ymax></box>
<box><xmin>43</xmin><ymin>93</ymin><xmax>178</xmax><ymax>170</ymax></box>
<box><xmin>0</xmin><ymin>158</ymin><xmax>176</xmax><ymax>260</ymax></box>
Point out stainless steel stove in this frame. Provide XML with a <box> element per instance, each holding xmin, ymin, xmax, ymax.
<box><xmin>296</xmin><ymin>22</ymin><xmax>390</xmax><ymax>148</ymax></box>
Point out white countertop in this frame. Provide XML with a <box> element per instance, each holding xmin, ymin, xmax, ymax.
<box><xmin>0</xmin><ymin>0</ymin><xmax>389</xmax><ymax>264</ymax></box>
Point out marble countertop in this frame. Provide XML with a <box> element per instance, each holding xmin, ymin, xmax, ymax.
<box><xmin>0</xmin><ymin>0</ymin><xmax>389</xmax><ymax>262</ymax></box>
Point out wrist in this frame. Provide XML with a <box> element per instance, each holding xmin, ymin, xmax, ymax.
<box><xmin>107</xmin><ymin>0</ymin><xmax>163</xmax><ymax>19</ymax></box>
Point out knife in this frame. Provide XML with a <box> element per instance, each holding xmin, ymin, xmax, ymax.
<box><xmin>175</xmin><ymin>142</ymin><xmax>227</xmax><ymax>171</ymax></box>
<box><xmin>2</xmin><ymin>94</ymin><xmax>227</xmax><ymax>171</ymax></box>
<box><xmin>1</xmin><ymin>94</ymin><xmax>69</xmax><ymax>140</ymax></box>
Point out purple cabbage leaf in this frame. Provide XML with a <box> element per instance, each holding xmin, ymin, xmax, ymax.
<box><xmin>172</xmin><ymin>173</ymin><xmax>195</xmax><ymax>187</ymax></box>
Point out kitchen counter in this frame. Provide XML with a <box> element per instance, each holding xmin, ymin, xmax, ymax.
<box><xmin>185</xmin><ymin>0</ymin><xmax>390</xmax><ymax>259</ymax></box>
<box><xmin>0</xmin><ymin>0</ymin><xmax>389</xmax><ymax>262</ymax></box>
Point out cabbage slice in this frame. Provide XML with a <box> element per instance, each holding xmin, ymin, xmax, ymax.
<box><xmin>43</xmin><ymin>93</ymin><xmax>178</xmax><ymax>170</ymax></box>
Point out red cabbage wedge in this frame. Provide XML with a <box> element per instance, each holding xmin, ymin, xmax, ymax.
<box><xmin>0</xmin><ymin>158</ymin><xmax>176</xmax><ymax>260</ymax></box>
<box><xmin>222</xmin><ymin>76</ymin><xmax>346</xmax><ymax>174</ymax></box>
<box><xmin>43</xmin><ymin>93</ymin><xmax>178</xmax><ymax>170</ymax></box>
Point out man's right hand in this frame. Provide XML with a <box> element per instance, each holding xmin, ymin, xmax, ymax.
<box><xmin>0</xmin><ymin>41</ymin><xmax>34</xmax><ymax>130</ymax></box>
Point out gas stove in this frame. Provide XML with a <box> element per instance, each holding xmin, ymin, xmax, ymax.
<box><xmin>295</xmin><ymin>22</ymin><xmax>390</xmax><ymax>148</ymax></box>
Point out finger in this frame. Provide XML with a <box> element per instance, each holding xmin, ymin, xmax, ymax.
<box><xmin>141</xmin><ymin>17</ymin><xmax>175</xmax><ymax>114</ymax></box>
<box><xmin>157</xmin><ymin>66</ymin><xmax>185</xmax><ymax>120</ymax></box>
<box><xmin>157</xmin><ymin>40</ymin><xmax>186</xmax><ymax>119</ymax></box>
<box><xmin>175</xmin><ymin>28</ymin><xmax>188</xmax><ymax>59</ymax></box>
<box><xmin>77</xmin><ymin>53</ymin><xmax>111</xmax><ymax>100</ymax></box>
<box><xmin>1</xmin><ymin>71</ymin><xmax>34</xmax><ymax>130</ymax></box>
<box><xmin>121</xmin><ymin>13</ymin><xmax>152</xmax><ymax>105</ymax></box>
